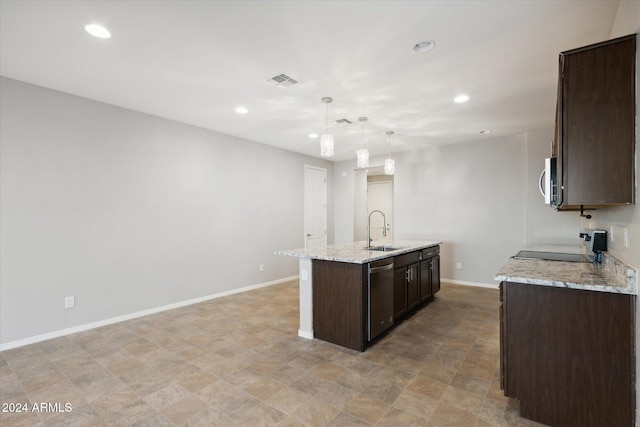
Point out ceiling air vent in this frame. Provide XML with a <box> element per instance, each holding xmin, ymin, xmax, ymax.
<box><xmin>266</xmin><ymin>73</ymin><xmax>299</xmax><ymax>88</ymax></box>
<box><xmin>335</xmin><ymin>118</ymin><xmax>353</xmax><ymax>124</ymax></box>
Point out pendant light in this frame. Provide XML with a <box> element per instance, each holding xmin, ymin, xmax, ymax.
<box><xmin>356</xmin><ymin>117</ymin><xmax>369</xmax><ymax>168</ymax></box>
<box><xmin>320</xmin><ymin>97</ymin><xmax>334</xmax><ymax>157</ymax></box>
<box><xmin>385</xmin><ymin>131</ymin><xmax>395</xmax><ymax>175</ymax></box>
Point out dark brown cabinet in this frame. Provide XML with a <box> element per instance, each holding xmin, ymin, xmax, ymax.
<box><xmin>555</xmin><ymin>34</ymin><xmax>636</xmax><ymax>209</ymax></box>
<box><xmin>312</xmin><ymin>245</ymin><xmax>441</xmax><ymax>351</ymax></box>
<box><xmin>313</xmin><ymin>260</ymin><xmax>367</xmax><ymax>351</ymax></box>
<box><xmin>431</xmin><ymin>256</ymin><xmax>440</xmax><ymax>294</ymax></box>
<box><xmin>394</xmin><ymin>246</ymin><xmax>441</xmax><ymax>321</ymax></box>
<box><xmin>500</xmin><ymin>281</ymin><xmax>635</xmax><ymax>426</ymax></box>
<box><xmin>393</xmin><ymin>251</ymin><xmax>420</xmax><ymax>320</ymax></box>
<box><xmin>420</xmin><ymin>247</ymin><xmax>440</xmax><ymax>301</ymax></box>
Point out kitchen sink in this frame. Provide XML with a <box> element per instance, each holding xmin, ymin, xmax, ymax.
<box><xmin>364</xmin><ymin>245</ymin><xmax>405</xmax><ymax>252</ymax></box>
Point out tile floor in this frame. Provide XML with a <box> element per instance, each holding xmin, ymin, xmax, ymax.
<box><xmin>0</xmin><ymin>281</ymin><xmax>546</xmax><ymax>427</ymax></box>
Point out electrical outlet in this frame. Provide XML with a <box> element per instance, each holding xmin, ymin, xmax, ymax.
<box><xmin>64</xmin><ymin>296</ymin><xmax>75</xmax><ymax>309</ymax></box>
<box><xmin>456</xmin><ymin>262</ymin><xmax>462</xmax><ymax>270</ymax></box>
<box><xmin>259</xmin><ymin>264</ymin><xmax>264</xmax><ymax>272</ymax></box>
<box><xmin>301</xmin><ymin>269</ymin><xmax>308</xmax><ymax>281</ymax></box>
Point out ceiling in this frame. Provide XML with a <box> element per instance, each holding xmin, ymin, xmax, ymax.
<box><xmin>0</xmin><ymin>1</ymin><xmax>621</xmax><ymax>162</ymax></box>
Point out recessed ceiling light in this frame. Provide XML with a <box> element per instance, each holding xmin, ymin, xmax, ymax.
<box><xmin>413</xmin><ymin>40</ymin><xmax>436</xmax><ymax>54</ymax></box>
<box><xmin>308</xmin><ymin>133</ymin><xmax>319</xmax><ymax>139</ymax></box>
<box><xmin>480</xmin><ymin>130</ymin><xmax>493</xmax><ymax>134</ymax></box>
<box><xmin>454</xmin><ymin>94</ymin><xmax>470</xmax><ymax>103</ymax></box>
<box><xmin>235</xmin><ymin>106</ymin><xmax>248</xmax><ymax>114</ymax></box>
<box><xmin>85</xmin><ymin>24</ymin><xmax>111</xmax><ymax>39</ymax></box>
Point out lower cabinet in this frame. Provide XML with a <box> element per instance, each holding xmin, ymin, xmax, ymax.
<box><xmin>393</xmin><ymin>251</ymin><xmax>420</xmax><ymax>320</ymax></box>
<box><xmin>311</xmin><ymin>246</ymin><xmax>442</xmax><ymax>351</ymax></box>
<box><xmin>431</xmin><ymin>255</ymin><xmax>440</xmax><ymax>294</ymax></box>
<box><xmin>394</xmin><ymin>246</ymin><xmax>440</xmax><ymax>321</ymax></box>
<box><xmin>313</xmin><ymin>260</ymin><xmax>367</xmax><ymax>351</ymax></box>
<box><xmin>420</xmin><ymin>247</ymin><xmax>440</xmax><ymax>302</ymax></box>
<box><xmin>500</xmin><ymin>281</ymin><xmax>635</xmax><ymax>426</ymax></box>
<box><xmin>393</xmin><ymin>267</ymin><xmax>409</xmax><ymax>319</ymax></box>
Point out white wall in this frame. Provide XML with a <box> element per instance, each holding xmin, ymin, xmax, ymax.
<box><xmin>0</xmin><ymin>77</ymin><xmax>333</xmax><ymax>347</ymax></box>
<box><xmin>334</xmin><ymin>127</ymin><xmax>630</xmax><ymax>286</ymax></box>
<box><xmin>335</xmin><ymin>134</ymin><xmax>531</xmax><ymax>286</ymax></box>
<box><xmin>395</xmin><ymin>136</ymin><xmax>528</xmax><ymax>285</ymax></box>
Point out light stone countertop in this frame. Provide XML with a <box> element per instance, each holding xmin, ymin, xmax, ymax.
<box><xmin>495</xmin><ymin>248</ymin><xmax>637</xmax><ymax>295</ymax></box>
<box><xmin>275</xmin><ymin>240</ymin><xmax>442</xmax><ymax>264</ymax></box>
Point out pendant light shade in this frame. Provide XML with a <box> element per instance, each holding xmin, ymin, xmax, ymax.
<box><xmin>320</xmin><ymin>134</ymin><xmax>334</xmax><ymax>157</ymax></box>
<box><xmin>356</xmin><ymin>117</ymin><xmax>369</xmax><ymax>168</ymax></box>
<box><xmin>320</xmin><ymin>97</ymin><xmax>334</xmax><ymax>157</ymax></box>
<box><xmin>385</xmin><ymin>131</ymin><xmax>395</xmax><ymax>175</ymax></box>
<box><xmin>384</xmin><ymin>158</ymin><xmax>395</xmax><ymax>175</ymax></box>
<box><xmin>356</xmin><ymin>148</ymin><xmax>369</xmax><ymax>168</ymax></box>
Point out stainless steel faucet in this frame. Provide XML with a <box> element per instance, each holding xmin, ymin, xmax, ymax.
<box><xmin>368</xmin><ymin>210</ymin><xmax>387</xmax><ymax>248</ymax></box>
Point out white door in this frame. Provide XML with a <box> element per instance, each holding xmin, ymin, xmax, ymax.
<box><xmin>304</xmin><ymin>165</ymin><xmax>327</xmax><ymax>249</ymax></box>
<box><xmin>367</xmin><ymin>181</ymin><xmax>393</xmax><ymax>245</ymax></box>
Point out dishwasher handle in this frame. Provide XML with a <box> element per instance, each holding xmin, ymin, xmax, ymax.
<box><xmin>369</xmin><ymin>263</ymin><xmax>394</xmax><ymax>273</ymax></box>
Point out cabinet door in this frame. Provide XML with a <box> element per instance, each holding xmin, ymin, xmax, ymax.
<box><xmin>312</xmin><ymin>260</ymin><xmax>367</xmax><ymax>351</ymax></box>
<box><xmin>407</xmin><ymin>264</ymin><xmax>420</xmax><ymax>310</ymax></box>
<box><xmin>503</xmin><ymin>281</ymin><xmax>634</xmax><ymax>426</ymax></box>
<box><xmin>419</xmin><ymin>260</ymin><xmax>432</xmax><ymax>301</ymax></box>
<box><xmin>431</xmin><ymin>256</ymin><xmax>440</xmax><ymax>294</ymax></box>
<box><xmin>393</xmin><ymin>268</ymin><xmax>408</xmax><ymax>319</ymax></box>
<box><xmin>499</xmin><ymin>283</ymin><xmax>508</xmax><ymax>394</ymax></box>
<box><xmin>559</xmin><ymin>35</ymin><xmax>636</xmax><ymax>207</ymax></box>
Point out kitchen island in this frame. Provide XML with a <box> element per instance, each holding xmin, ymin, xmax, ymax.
<box><xmin>276</xmin><ymin>240</ymin><xmax>441</xmax><ymax>351</ymax></box>
<box><xmin>495</xmin><ymin>249</ymin><xmax>637</xmax><ymax>426</ymax></box>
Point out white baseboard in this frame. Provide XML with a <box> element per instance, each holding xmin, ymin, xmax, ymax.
<box><xmin>298</xmin><ymin>330</ymin><xmax>314</xmax><ymax>340</ymax></box>
<box><xmin>0</xmin><ymin>276</ymin><xmax>299</xmax><ymax>352</ymax></box>
<box><xmin>442</xmin><ymin>278</ymin><xmax>500</xmax><ymax>290</ymax></box>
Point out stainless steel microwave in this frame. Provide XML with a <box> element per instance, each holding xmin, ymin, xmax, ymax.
<box><xmin>539</xmin><ymin>157</ymin><xmax>557</xmax><ymax>205</ymax></box>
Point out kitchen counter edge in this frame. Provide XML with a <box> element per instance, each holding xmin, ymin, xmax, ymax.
<box><xmin>275</xmin><ymin>240</ymin><xmax>442</xmax><ymax>264</ymax></box>
<box><xmin>494</xmin><ymin>254</ymin><xmax>637</xmax><ymax>295</ymax></box>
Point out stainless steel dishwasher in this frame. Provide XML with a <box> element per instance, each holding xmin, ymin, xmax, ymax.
<box><xmin>367</xmin><ymin>258</ymin><xmax>394</xmax><ymax>341</ymax></box>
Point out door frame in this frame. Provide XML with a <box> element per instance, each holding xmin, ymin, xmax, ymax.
<box><xmin>304</xmin><ymin>165</ymin><xmax>327</xmax><ymax>249</ymax></box>
<box><xmin>367</xmin><ymin>179</ymin><xmax>394</xmax><ymax>243</ymax></box>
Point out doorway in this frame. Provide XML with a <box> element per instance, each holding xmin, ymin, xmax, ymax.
<box><xmin>367</xmin><ymin>177</ymin><xmax>393</xmax><ymax>245</ymax></box>
<box><xmin>304</xmin><ymin>165</ymin><xmax>327</xmax><ymax>249</ymax></box>
<box><xmin>367</xmin><ymin>179</ymin><xmax>393</xmax><ymax>244</ymax></box>
<box><xmin>353</xmin><ymin>167</ymin><xmax>394</xmax><ymax>244</ymax></box>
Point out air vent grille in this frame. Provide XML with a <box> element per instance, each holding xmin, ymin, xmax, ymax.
<box><xmin>266</xmin><ymin>73</ymin><xmax>299</xmax><ymax>88</ymax></box>
<box><xmin>335</xmin><ymin>118</ymin><xmax>353</xmax><ymax>124</ymax></box>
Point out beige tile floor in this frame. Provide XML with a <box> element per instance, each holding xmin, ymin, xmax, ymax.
<box><xmin>0</xmin><ymin>281</ymin><xmax>546</xmax><ymax>427</ymax></box>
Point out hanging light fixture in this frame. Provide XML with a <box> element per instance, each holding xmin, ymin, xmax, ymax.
<box><xmin>320</xmin><ymin>97</ymin><xmax>334</xmax><ymax>157</ymax></box>
<box><xmin>385</xmin><ymin>131</ymin><xmax>395</xmax><ymax>175</ymax></box>
<box><xmin>356</xmin><ymin>117</ymin><xmax>369</xmax><ymax>168</ymax></box>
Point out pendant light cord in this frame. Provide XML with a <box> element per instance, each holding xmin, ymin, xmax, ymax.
<box><xmin>325</xmin><ymin>102</ymin><xmax>329</xmax><ymax>134</ymax></box>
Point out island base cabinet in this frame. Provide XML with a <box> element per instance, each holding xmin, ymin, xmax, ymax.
<box><xmin>501</xmin><ymin>281</ymin><xmax>635</xmax><ymax>426</ymax></box>
<box><xmin>393</xmin><ymin>268</ymin><xmax>408</xmax><ymax>319</ymax></box>
<box><xmin>313</xmin><ymin>260</ymin><xmax>366</xmax><ymax>351</ymax></box>
<box><xmin>420</xmin><ymin>250</ymin><xmax>440</xmax><ymax>301</ymax></box>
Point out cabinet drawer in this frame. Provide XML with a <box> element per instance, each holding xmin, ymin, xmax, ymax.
<box><xmin>422</xmin><ymin>246</ymin><xmax>440</xmax><ymax>259</ymax></box>
<box><xmin>394</xmin><ymin>251</ymin><xmax>420</xmax><ymax>268</ymax></box>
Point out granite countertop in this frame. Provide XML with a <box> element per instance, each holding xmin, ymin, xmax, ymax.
<box><xmin>275</xmin><ymin>240</ymin><xmax>442</xmax><ymax>264</ymax></box>
<box><xmin>495</xmin><ymin>246</ymin><xmax>637</xmax><ymax>295</ymax></box>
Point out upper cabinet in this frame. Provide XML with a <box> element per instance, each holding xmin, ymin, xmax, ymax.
<box><xmin>555</xmin><ymin>34</ymin><xmax>636</xmax><ymax>209</ymax></box>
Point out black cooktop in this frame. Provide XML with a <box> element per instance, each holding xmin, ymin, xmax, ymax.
<box><xmin>513</xmin><ymin>250</ymin><xmax>593</xmax><ymax>263</ymax></box>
